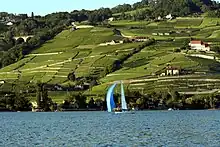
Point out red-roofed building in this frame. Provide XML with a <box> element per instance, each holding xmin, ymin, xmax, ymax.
<box><xmin>189</xmin><ymin>40</ymin><xmax>210</xmax><ymax>52</ymax></box>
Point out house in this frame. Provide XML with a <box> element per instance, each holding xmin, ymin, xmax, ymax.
<box><xmin>6</xmin><ymin>22</ymin><xmax>13</xmax><ymax>26</ymax></box>
<box><xmin>130</xmin><ymin>36</ymin><xmax>148</xmax><ymax>42</ymax></box>
<box><xmin>189</xmin><ymin>40</ymin><xmax>210</xmax><ymax>52</ymax></box>
<box><xmin>0</xmin><ymin>80</ymin><xmax>5</xmax><ymax>84</ymax></box>
<box><xmin>165</xmin><ymin>14</ymin><xmax>173</xmax><ymax>20</ymax></box>
<box><xmin>71</xmin><ymin>26</ymin><xmax>77</xmax><ymax>31</ymax></box>
<box><xmin>71</xmin><ymin>22</ymin><xmax>76</xmax><ymax>26</ymax></box>
<box><xmin>166</xmin><ymin>66</ymin><xmax>181</xmax><ymax>76</ymax></box>
<box><xmin>99</xmin><ymin>40</ymin><xmax>124</xmax><ymax>46</ymax></box>
<box><xmin>157</xmin><ymin>16</ymin><xmax>162</xmax><ymax>20</ymax></box>
<box><xmin>108</xmin><ymin>17</ymin><xmax>114</xmax><ymax>22</ymax></box>
<box><xmin>119</xmin><ymin>40</ymin><xmax>124</xmax><ymax>43</ymax></box>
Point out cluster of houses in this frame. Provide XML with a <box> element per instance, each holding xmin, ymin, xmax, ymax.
<box><xmin>0</xmin><ymin>15</ymin><xmax>18</xmax><ymax>26</ymax></box>
<box><xmin>99</xmin><ymin>40</ymin><xmax>124</xmax><ymax>46</ymax></box>
<box><xmin>159</xmin><ymin>65</ymin><xmax>181</xmax><ymax>77</ymax></box>
<box><xmin>157</xmin><ymin>40</ymin><xmax>211</xmax><ymax>77</ymax></box>
<box><xmin>152</xmin><ymin>32</ymin><xmax>170</xmax><ymax>36</ymax></box>
<box><xmin>129</xmin><ymin>36</ymin><xmax>148</xmax><ymax>42</ymax></box>
<box><xmin>99</xmin><ymin>36</ymin><xmax>148</xmax><ymax>46</ymax></box>
<box><xmin>0</xmin><ymin>18</ymin><xmax>14</xmax><ymax>26</ymax></box>
<box><xmin>157</xmin><ymin>14</ymin><xmax>173</xmax><ymax>21</ymax></box>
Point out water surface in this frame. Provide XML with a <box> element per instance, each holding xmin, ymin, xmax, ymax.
<box><xmin>0</xmin><ymin>110</ymin><xmax>220</xmax><ymax>147</ymax></box>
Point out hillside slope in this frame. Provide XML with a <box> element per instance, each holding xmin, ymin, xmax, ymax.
<box><xmin>1</xmin><ymin>17</ymin><xmax>220</xmax><ymax>103</ymax></box>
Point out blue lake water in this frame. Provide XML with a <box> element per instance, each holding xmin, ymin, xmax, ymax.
<box><xmin>0</xmin><ymin>110</ymin><xmax>220</xmax><ymax>147</ymax></box>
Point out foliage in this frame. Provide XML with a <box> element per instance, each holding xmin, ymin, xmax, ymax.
<box><xmin>67</xmin><ymin>72</ymin><xmax>76</xmax><ymax>81</ymax></box>
<box><xmin>211</xmin><ymin>45</ymin><xmax>220</xmax><ymax>53</ymax></box>
<box><xmin>36</xmin><ymin>82</ymin><xmax>53</xmax><ymax>111</ymax></box>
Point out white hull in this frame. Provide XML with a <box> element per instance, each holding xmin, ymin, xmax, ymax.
<box><xmin>114</xmin><ymin>111</ymin><xmax>135</xmax><ymax>114</ymax></box>
<box><xmin>168</xmin><ymin>108</ymin><xmax>174</xmax><ymax>111</ymax></box>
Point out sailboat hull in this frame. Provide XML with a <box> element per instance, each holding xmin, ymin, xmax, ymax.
<box><xmin>114</xmin><ymin>111</ymin><xmax>135</xmax><ymax>114</ymax></box>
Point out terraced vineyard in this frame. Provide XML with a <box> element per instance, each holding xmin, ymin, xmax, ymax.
<box><xmin>2</xmin><ymin>17</ymin><xmax>220</xmax><ymax>103</ymax></box>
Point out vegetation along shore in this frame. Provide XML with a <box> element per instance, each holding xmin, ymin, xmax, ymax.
<box><xmin>1</xmin><ymin>0</ymin><xmax>220</xmax><ymax>111</ymax></box>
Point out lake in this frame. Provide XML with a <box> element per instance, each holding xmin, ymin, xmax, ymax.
<box><xmin>0</xmin><ymin>110</ymin><xmax>220</xmax><ymax>147</ymax></box>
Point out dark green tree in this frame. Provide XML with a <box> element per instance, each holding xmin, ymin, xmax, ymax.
<box><xmin>36</xmin><ymin>82</ymin><xmax>53</xmax><ymax>111</ymax></box>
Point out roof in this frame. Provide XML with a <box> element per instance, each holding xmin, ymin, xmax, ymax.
<box><xmin>166</xmin><ymin>66</ymin><xmax>180</xmax><ymax>70</ymax></box>
<box><xmin>134</xmin><ymin>36</ymin><xmax>146</xmax><ymax>39</ymax></box>
<box><xmin>190</xmin><ymin>40</ymin><xmax>209</xmax><ymax>47</ymax></box>
<box><xmin>190</xmin><ymin>40</ymin><xmax>202</xmax><ymax>44</ymax></box>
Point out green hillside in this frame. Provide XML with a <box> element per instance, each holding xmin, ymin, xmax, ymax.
<box><xmin>1</xmin><ymin>16</ymin><xmax>220</xmax><ymax>104</ymax></box>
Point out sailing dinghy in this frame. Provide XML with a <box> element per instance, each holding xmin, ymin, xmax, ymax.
<box><xmin>106</xmin><ymin>81</ymin><xmax>134</xmax><ymax>114</ymax></box>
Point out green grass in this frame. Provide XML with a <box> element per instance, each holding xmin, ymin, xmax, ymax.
<box><xmin>32</xmin><ymin>28</ymin><xmax>123</xmax><ymax>53</ymax></box>
<box><xmin>2</xmin><ymin>17</ymin><xmax>220</xmax><ymax>100</ymax></box>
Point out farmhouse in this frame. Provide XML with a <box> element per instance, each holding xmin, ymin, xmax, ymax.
<box><xmin>159</xmin><ymin>65</ymin><xmax>181</xmax><ymax>76</ymax></box>
<box><xmin>99</xmin><ymin>40</ymin><xmax>123</xmax><ymax>46</ymax></box>
<box><xmin>108</xmin><ymin>17</ymin><xmax>114</xmax><ymax>21</ymax></box>
<box><xmin>6</xmin><ymin>22</ymin><xmax>13</xmax><ymax>26</ymax></box>
<box><xmin>130</xmin><ymin>36</ymin><xmax>148</xmax><ymax>42</ymax></box>
<box><xmin>189</xmin><ymin>40</ymin><xmax>210</xmax><ymax>52</ymax></box>
<box><xmin>165</xmin><ymin>14</ymin><xmax>173</xmax><ymax>20</ymax></box>
<box><xmin>166</xmin><ymin>66</ymin><xmax>181</xmax><ymax>76</ymax></box>
<box><xmin>0</xmin><ymin>80</ymin><xmax>5</xmax><ymax>84</ymax></box>
<box><xmin>157</xmin><ymin>16</ymin><xmax>162</xmax><ymax>20</ymax></box>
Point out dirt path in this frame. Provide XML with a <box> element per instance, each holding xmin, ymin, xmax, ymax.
<box><xmin>28</xmin><ymin>52</ymin><xmax>63</xmax><ymax>56</ymax></box>
<box><xmin>121</xmin><ymin>33</ymin><xmax>133</xmax><ymax>38</ymax></box>
<box><xmin>107</xmin><ymin>74</ymin><xmax>206</xmax><ymax>84</ymax></box>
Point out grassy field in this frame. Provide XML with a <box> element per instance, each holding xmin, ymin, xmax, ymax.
<box><xmin>2</xmin><ymin>17</ymin><xmax>220</xmax><ymax>103</ymax></box>
<box><xmin>0</xmin><ymin>26</ymin><xmax>141</xmax><ymax>93</ymax></box>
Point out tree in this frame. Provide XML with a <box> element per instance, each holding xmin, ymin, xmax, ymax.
<box><xmin>31</xmin><ymin>12</ymin><xmax>34</xmax><ymax>19</ymax></box>
<box><xmin>36</xmin><ymin>82</ymin><xmax>53</xmax><ymax>111</ymax></box>
<box><xmin>174</xmin><ymin>48</ymin><xmax>181</xmax><ymax>52</ymax></box>
<box><xmin>14</xmin><ymin>93</ymin><xmax>31</xmax><ymax>111</ymax></box>
<box><xmin>68</xmin><ymin>72</ymin><xmax>76</xmax><ymax>81</ymax></box>
<box><xmin>211</xmin><ymin>46</ymin><xmax>220</xmax><ymax>53</ymax></box>
<box><xmin>74</xmin><ymin>93</ymin><xmax>87</xmax><ymax>108</ymax></box>
<box><xmin>16</xmin><ymin>38</ymin><xmax>24</xmax><ymax>45</ymax></box>
<box><xmin>88</xmin><ymin>97</ymin><xmax>95</xmax><ymax>108</ymax></box>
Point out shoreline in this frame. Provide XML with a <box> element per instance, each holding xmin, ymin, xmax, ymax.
<box><xmin>1</xmin><ymin>108</ymin><xmax>220</xmax><ymax>112</ymax></box>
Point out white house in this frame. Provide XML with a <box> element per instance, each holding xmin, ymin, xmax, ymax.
<box><xmin>0</xmin><ymin>80</ymin><xmax>5</xmax><ymax>84</ymax></box>
<box><xmin>99</xmin><ymin>40</ymin><xmax>123</xmax><ymax>46</ymax></box>
<box><xmin>71</xmin><ymin>22</ymin><xmax>76</xmax><ymax>26</ymax></box>
<box><xmin>157</xmin><ymin>16</ymin><xmax>162</xmax><ymax>20</ymax></box>
<box><xmin>166</xmin><ymin>66</ymin><xmax>180</xmax><ymax>76</ymax></box>
<box><xmin>165</xmin><ymin>14</ymin><xmax>172</xmax><ymax>20</ymax></box>
<box><xmin>6</xmin><ymin>22</ymin><xmax>13</xmax><ymax>26</ymax></box>
<box><xmin>108</xmin><ymin>17</ymin><xmax>114</xmax><ymax>22</ymax></box>
<box><xmin>189</xmin><ymin>40</ymin><xmax>210</xmax><ymax>52</ymax></box>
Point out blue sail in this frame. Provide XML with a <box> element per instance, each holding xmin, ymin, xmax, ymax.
<box><xmin>121</xmin><ymin>81</ymin><xmax>128</xmax><ymax>110</ymax></box>
<box><xmin>106</xmin><ymin>83</ymin><xmax>117</xmax><ymax>112</ymax></box>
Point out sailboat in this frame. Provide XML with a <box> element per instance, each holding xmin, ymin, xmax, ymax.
<box><xmin>106</xmin><ymin>81</ymin><xmax>133</xmax><ymax>114</ymax></box>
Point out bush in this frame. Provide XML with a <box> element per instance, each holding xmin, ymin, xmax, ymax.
<box><xmin>174</xmin><ymin>48</ymin><xmax>181</xmax><ymax>52</ymax></box>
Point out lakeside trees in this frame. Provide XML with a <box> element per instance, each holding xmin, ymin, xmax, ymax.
<box><xmin>0</xmin><ymin>80</ymin><xmax>220</xmax><ymax>111</ymax></box>
<box><xmin>1</xmin><ymin>0</ymin><xmax>220</xmax><ymax>111</ymax></box>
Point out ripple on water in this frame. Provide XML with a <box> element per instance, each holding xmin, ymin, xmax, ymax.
<box><xmin>0</xmin><ymin>111</ymin><xmax>220</xmax><ymax>146</ymax></box>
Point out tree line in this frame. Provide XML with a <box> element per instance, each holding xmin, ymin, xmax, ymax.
<box><xmin>1</xmin><ymin>81</ymin><xmax>219</xmax><ymax>111</ymax></box>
